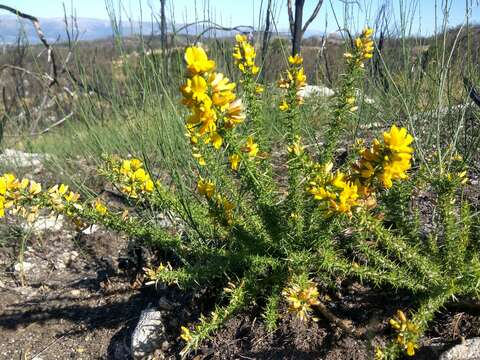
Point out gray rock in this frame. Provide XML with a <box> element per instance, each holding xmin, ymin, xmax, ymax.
<box><xmin>131</xmin><ymin>308</ymin><xmax>166</xmax><ymax>359</ymax></box>
<box><xmin>0</xmin><ymin>149</ymin><xmax>47</xmax><ymax>168</ymax></box>
<box><xmin>440</xmin><ymin>338</ymin><xmax>480</xmax><ymax>360</ymax></box>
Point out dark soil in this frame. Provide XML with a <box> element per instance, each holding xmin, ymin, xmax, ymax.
<box><xmin>2</xmin><ymin>218</ymin><xmax>480</xmax><ymax>360</ymax></box>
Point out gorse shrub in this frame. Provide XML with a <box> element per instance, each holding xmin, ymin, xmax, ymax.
<box><xmin>1</xmin><ymin>28</ymin><xmax>480</xmax><ymax>359</ymax></box>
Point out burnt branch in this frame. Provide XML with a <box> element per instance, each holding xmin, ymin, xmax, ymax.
<box><xmin>302</xmin><ymin>0</ymin><xmax>324</xmax><ymax>34</ymax></box>
<box><xmin>0</xmin><ymin>4</ymin><xmax>58</xmax><ymax>86</ymax></box>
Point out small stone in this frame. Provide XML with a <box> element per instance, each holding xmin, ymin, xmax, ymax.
<box><xmin>131</xmin><ymin>309</ymin><xmax>166</xmax><ymax>359</ymax></box>
<box><xmin>70</xmin><ymin>289</ymin><xmax>81</xmax><ymax>297</ymax></box>
<box><xmin>440</xmin><ymin>337</ymin><xmax>480</xmax><ymax>360</ymax></box>
<box><xmin>161</xmin><ymin>340</ymin><xmax>169</xmax><ymax>351</ymax></box>
<box><xmin>13</xmin><ymin>261</ymin><xmax>34</xmax><ymax>273</ymax></box>
<box><xmin>82</xmin><ymin>224</ymin><xmax>100</xmax><ymax>235</ymax></box>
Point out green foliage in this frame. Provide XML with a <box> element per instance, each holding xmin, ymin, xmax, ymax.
<box><xmin>2</xmin><ymin>22</ymin><xmax>480</xmax><ymax>360</ymax></box>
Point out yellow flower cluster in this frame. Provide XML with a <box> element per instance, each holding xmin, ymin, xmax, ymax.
<box><xmin>0</xmin><ymin>172</ymin><xmax>84</xmax><ymax>225</ymax></box>
<box><xmin>307</xmin><ymin>163</ymin><xmax>360</xmax><ymax>216</ymax></box>
<box><xmin>197</xmin><ymin>178</ymin><xmax>235</xmax><ymax>224</ymax></box>
<box><xmin>287</xmin><ymin>135</ymin><xmax>304</xmax><ymax>156</ymax></box>
<box><xmin>181</xmin><ymin>46</ymin><xmax>246</xmax><ymax>165</ymax></box>
<box><xmin>0</xmin><ymin>173</ymin><xmax>42</xmax><ymax>221</ymax></box>
<box><xmin>282</xmin><ymin>279</ymin><xmax>320</xmax><ymax>321</ymax></box>
<box><xmin>233</xmin><ymin>34</ymin><xmax>259</xmax><ymax>75</ymax></box>
<box><xmin>389</xmin><ymin>310</ymin><xmax>419</xmax><ymax>357</ymax></box>
<box><xmin>353</xmin><ymin>125</ymin><xmax>414</xmax><ymax>190</ymax></box>
<box><xmin>278</xmin><ymin>54</ymin><xmax>307</xmax><ymax>108</ymax></box>
<box><xmin>93</xmin><ymin>199</ymin><xmax>108</xmax><ymax>215</ymax></box>
<box><xmin>48</xmin><ymin>184</ymin><xmax>81</xmax><ymax>213</ymax></box>
<box><xmin>109</xmin><ymin>158</ymin><xmax>155</xmax><ymax>198</ymax></box>
<box><xmin>180</xmin><ymin>326</ymin><xmax>193</xmax><ymax>342</ymax></box>
<box><xmin>344</xmin><ymin>27</ymin><xmax>374</xmax><ymax>67</ymax></box>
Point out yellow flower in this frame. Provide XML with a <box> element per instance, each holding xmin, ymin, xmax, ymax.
<box><xmin>64</xmin><ymin>191</ymin><xmax>80</xmax><ymax>203</ymax></box>
<box><xmin>197</xmin><ymin>179</ymin><xmax>215</xmax><ymax>199</ymax></box>
<box><xmin>208</xmin><ymin>132</ymin><xmax>223</xmax><ymax>149</ymax></box>
<box><xmin>184</xmin><ymin>46</ymin><xmax>215</xmax><ymax>75</ymax></box>
<box><xmin>241</xmin><ymin>136</ymin><xmax>259</xmax><ymax>158</ymax></box>
<box><xmin>374</xmin><ymin>347</ymin><xmax>384</xmax><ymax>360</ymax></box>
<box><xmin>295</xmin><ymin>67</ymin><xmax>306</xmax><ymax>88</ymax></box>
<box><xmin>189</xmin><ymin>75</ymin><xmax>208</xmax><ymax>101</ymax></box>
<box><xmin>180</xmin><ymin>326</ymin><xmax>193</xmax><ymax>342</ymax></box>
<box><xmin>279</xmin><ymin>101</ymin><xmax>289</xmax><ymax>111</ymax></box>
<box><xmin>130</xmin><ymin>158</ymin><xmax>143</xmax><ymax>170</ymax></box>
<box><xmin>282</xmin><ymin>280</ymin><xmax>320</xmax><ymax>321</ymax></box>
<box><xmin>28</xmin><ymin>180</ymin><xmax>42</xmax><ymax>195</ymax></box>
<box><xmin>383</xmin><ymin>125</ymin><xmax>414</xmax><ymax>154</ymax></box>
<box><xmin>288</xmin><ymin>54</ymin><xmax>303</xmax><ymax>65</ymax></box>
<box><xmin>255</xmin><ymin>84</ymin><xmax>264</xmax><ymax>94</ymax></box>
<box><xmin>287</xmin><ymin>137</ymin><xmax>304</xmax><ymax>156</ymax></box>
<box><xmin>406</xmin><ymin>341</ymin><xmax>418</xmax><ymax>356</ymax></box>
<box><xmin>225</xmin><ymin>99</ymin><xmax>245</xmax><ymax>127</ymax></box>
<box><xmin>229</xmin><ymin>154</ymin><xmax>241</xmax><ymax>171</ymax></box>
<box><xmin>94</xmin><ymin>200</ymin><xmax>108</xmax><ymax>215</ymax></box>
<box><xmin>235</xmin><ymin>34</ymin><xmax>247</xmax><ymax>43</ymax></box>
<box><xmin>142</xmin><ymin>179</ymin><xmax>154</xmax><ymax>192</ymax></box>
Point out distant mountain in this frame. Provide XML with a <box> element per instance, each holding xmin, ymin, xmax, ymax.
<box><xmin>0</xmin><ymin>15</ymin><xmax>158</xmax><ymax>44</ymax></box>
<box><xmin>0</xmin><ymin>15</ymin><xmax>263</xmax><ymax>44</ymax></box>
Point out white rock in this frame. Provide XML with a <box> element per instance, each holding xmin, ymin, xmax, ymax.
<box><xmin>13</xmin><ymin>261</ymin><xmax>34</xmax><ymax>273</ymax></box>
<box><xmin>131</xmin><ymin>309</ymin><xmax>166</xmax><ymax>359</ymax></box>
<box><xmin>440</xmin><ymin>338</ymin><xmax>480</xmax><ymax>360</ymax></box>
<box><xmin>21</xmin><ymin>215</ymin><xmax>65</xmax><ymax>233</ymax></box>
<box><xmin>82</xmin><ymin>224</ymin><xmax>100</xmax><ymax>235</ymax></box>
<box><xmin>0</xmin><ymin>149</ymin><xmax>47</xmax><ymax>168</ymax></box>
<box><xmin>298</xmin><ymin>84</ymin><xmax>335</xmax><ymax>98</ymax></box>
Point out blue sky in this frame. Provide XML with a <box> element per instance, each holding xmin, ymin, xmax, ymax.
<box><xmin>1</xmin><ymin>0</ymin><xmax>478</xmax><ymax>35</ymax></box>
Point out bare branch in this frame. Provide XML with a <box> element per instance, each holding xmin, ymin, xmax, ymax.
<box><xmin>0</xmin><ymin>4</ymin><xmax>58</xmax><ymax>86</ymax></box>
<box><xmin>32</xmin><ymin>112</ymin><xmax>74</xmax><ymax>136</ymax></box>
<box><xmin>302</xmin><ymin>0</ymin><xmax>324</xmax><ymax>34</ymax></box>
<box><xmin>287</xmin><ymin>0</ymin><xmax>294</xmax><ymax>34</ymax></box>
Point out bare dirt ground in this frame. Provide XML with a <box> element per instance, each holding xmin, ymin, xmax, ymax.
<box><xmin>2</xmin><ymin>219</ymin><xmax>480</xmax><ymax>360</ymax></box>
<box><xmin>0</xmin><ymin>224</ymin><xmax>152</xmax><ymax>360</ymax></box>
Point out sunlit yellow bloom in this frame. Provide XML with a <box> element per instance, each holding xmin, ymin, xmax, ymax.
<box><xmin>287</xmin><ymin>137</ymin><xmax>304</xmax><ymax>156</ymax></box>
<box><xmin>180</xmin><ymin>326</ymin><xmax>193</xmax><ymax>342</ymax></box>
<box><xmin>28</xmin><ymin>180</ymin><xmax>42</xmax><ymax>195</ymax></box>
<box><xmin>229</xmin><ymin>153</ymin><xmax>241</xmax><ymax>171</ymax></box>
<box><xmin>255</xmin><ymin>84</ymin><xmax>264</xmax><ymax>94</ymax></box>
<box><xmin>389</xmin><ymin>309</ymin><xmax>419</xmax><ymax>357</ymax></box>
<box><xmin>295</xmin><ymin>67</ymin><xmax>306</xmax><ymax>88</ymax></box>
<box><xmin>189</xmin><ymin>75</ymin><xmax>208</xmax><ymax>101</ymax></box>
<box><xmin>207</xmin><ymin>132</ymin><xmax>223</xmax><ymax>149</ymax></box>
<box><xmin>64</xmin><ymin>191</ymin><xmax>80</xmax><ymax>203</ymax></box>
<box><xmin>197</xmin><ymin>179</ymin><xmax>215</xmax><ymax>199</ymax></box>
<box><xmin>282</xmin><ymin>279</ymin><xmax>320</xmax><ymax>321</ymax></box>
<box><xmin>288</xmin><ymin>54</ymin><xmax>303</xmax><ymax>65</ymax></box>
<box><xmin>94</xmin><ymin>199</ymin><xmax>108</xmax><ymax>215</ymax></box>
<box><xmin>383</xmin><ymin>125</ymin><xmax>414</xmax><ymax>154</ymax></box>
<box><xmin>235</xmin><ymin>34</ymin><xmax>247</xmax><ymax>43</ymax></box>
<box><xmin>184</xmin><ymin>46</ymin><xmax>215</xmax><ymax>75</ymax></box>
<box><xmin>279</xmin><ymin>101</ymin><xmax>289</xmax><ymax>111</ymax></box>
<box><xmin>241</xmin><ymin>136</ymin><xmax>259</xmax><ymax>158</ymax></box>
<box><xmin>225</xmin><ymin>99</ymin><xmax>245</xmax><ymax>127</ymax></box>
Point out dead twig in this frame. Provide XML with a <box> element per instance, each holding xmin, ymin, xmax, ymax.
<box><xmin>316</xmin><ymin>301</ymin><xmax>361</xmax><ymax>337</ymax></box>
<box><xmin>0</xmin><ymin>4</ymin><xmax>58</xmax><ymax>86</ymax></box>
<box><xmin>31</xmin><ymin>112</ymin><xmax>74</xmax><ymax>135</ymax></box>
